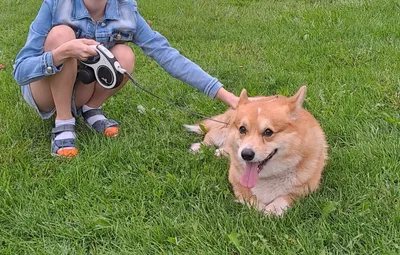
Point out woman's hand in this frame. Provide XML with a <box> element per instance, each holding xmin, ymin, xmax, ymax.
<box><xmin>215</xmin><ymin>87</ymin><xmax>239</xmax><ymax>109</ymax></box>
<box><xmin>52</xmin><ymin>39</ymin><xmax>99</xmax><ymax>66</ymax></box>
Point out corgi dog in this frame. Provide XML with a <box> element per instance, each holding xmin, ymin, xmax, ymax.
<box><xmin>185</xmin><ymin>86</ymin><xmax>328</xmax><ymax>216</ymax></box>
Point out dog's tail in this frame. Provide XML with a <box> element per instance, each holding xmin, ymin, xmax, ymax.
<box><xmin>183</xmin><ymin>124</ymin><xmax>204</xmax><ymax>134</ymax></box>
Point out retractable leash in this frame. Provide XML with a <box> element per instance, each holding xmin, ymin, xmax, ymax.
<box><xmin>79</xmin><ymin>45</ymin><xmax>228</xmax><ymax>125</ymax></box>
<box><xmin>78</xmin><ymin>44</ymin><xmax>124</xmax><ymax>89</ymax></box>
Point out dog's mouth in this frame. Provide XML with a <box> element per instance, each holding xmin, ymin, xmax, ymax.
<box><xmin>240</xmin><ymin>149</ymin><xmax>278</xmax><ymax>189</ymax></box>
<box><xmin>257</xmin><ymin>149</ymin><xmax>278</xmax><ymax>173</ymax></box>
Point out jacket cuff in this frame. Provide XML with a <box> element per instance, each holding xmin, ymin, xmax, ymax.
<box><xmin>42</xmin><ymin>51</ymin><xmax>63</xmax><ymax>75</ymax></box>
<box><xmin>204</xmin><ymin>79</ymin><xmax>223</xmax><ymax>98</ymax></box>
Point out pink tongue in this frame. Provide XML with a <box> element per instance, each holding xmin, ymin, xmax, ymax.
<box><xmin>240</xmin><ymin>162</ymin><xmax>259</xmax><ymax>188</ymax></box>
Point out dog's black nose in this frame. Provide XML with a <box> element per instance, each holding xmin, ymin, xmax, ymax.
<box><xmin>241</xmin><ymin>149</ymin><xmax>255</xmax><ymax>161</ymax></box>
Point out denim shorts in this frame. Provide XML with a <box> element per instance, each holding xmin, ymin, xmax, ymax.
<box><xmin>21</xmin><ymin>84</ymin><xmax>81</xmax><ymax>119</ymax></box>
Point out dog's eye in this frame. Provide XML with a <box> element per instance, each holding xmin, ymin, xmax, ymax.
<box><xmin>263</xmin><ymin>128</ymin><xmax>274</xmax><ymax>137</ymax></box>
<box><xmin>239</xmin><ymin>126</ymin><xmax>247</xmax><ymax>134</ymax></box>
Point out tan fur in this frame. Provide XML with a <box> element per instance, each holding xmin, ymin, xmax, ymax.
<box><xmin>186</xmin><ymin>86</ymin><xmax>328</xmax><ymax>216</ymax></box>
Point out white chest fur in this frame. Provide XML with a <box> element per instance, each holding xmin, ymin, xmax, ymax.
<box><xmin>251</xmin><ymin>165</ymin><xmax>296</xmax><ymax>205</ymax></box>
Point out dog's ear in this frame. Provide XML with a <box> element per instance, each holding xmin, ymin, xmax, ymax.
<box><xmin>288</xmin><ymin>86</ymin><xmax>307</xmax><ymax>119</ymax></box>
<box><xmin>237</xmin><ymin>89</ymin><xmax>250</xmax><ymax>108</ymax></box>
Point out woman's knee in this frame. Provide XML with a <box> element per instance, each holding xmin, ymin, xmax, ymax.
<box><xmin>29</xmin><ymin>80</ymin><xmax>55</xmax><ymax>113</ymax></box>
<box><xmin>44</xmin><ymin>25</ymin><xmax>76</xmax><ymax>51</ymax></box>
<box><xmin>111</xmin><ymin>44</ymin><xmax>135</xmax><ymax>73</ymax></box>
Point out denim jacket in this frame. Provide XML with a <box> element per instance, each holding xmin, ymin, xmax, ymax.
<box><xmin>13</xmin><ymin>0</ymin><xmax>223</xmax><ymax>98</ymax></box>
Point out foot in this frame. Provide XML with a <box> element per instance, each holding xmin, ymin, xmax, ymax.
<box><xmin>262</xmin><ymin>197</ymin><xmax>290</xmax><ymax>216</ymax></box>
<box><xmin>189</xmin><ymin>143</ymin><xmax>202</xmax><ymax>154</ymax></box>
<box><xmin>51</xmin><ymin>119</ymin><xmax>78</xmax><ymax>158</ymax></box>
<box><xmin>82</xmin><ymin>105</ymin><xmax>119</xmax><ymax>137</ymax></box>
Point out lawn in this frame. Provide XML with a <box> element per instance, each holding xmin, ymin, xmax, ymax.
<box><xmin>0</xmin><ymin>0</ymin><xmax>399</xmax><ymax>254</ymax></box>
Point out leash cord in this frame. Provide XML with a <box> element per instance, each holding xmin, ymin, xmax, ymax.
<box><xmin>122</xmin><ymin>71</ymin><xmax>229</xmax><ymax>125</ymax></box>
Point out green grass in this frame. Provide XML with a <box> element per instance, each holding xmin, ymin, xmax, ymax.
<box><xmin>0</xmin><ymin>0</ymin><xmax>399</xmax><ymax>254</ymax></box>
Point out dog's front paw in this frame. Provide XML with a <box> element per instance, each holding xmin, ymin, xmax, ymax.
<box><xmin>189</xmin><ymin>143</ymin><xmax>202</xmax><ymax>154</ymax></box>
<box><xmin>262</xmin><ymin>197</ymin><xmax>290</xmax><ymax>216</ymax></box>
<box><xmin>214</xmin><ymin>148</ymin><xmax>227</xmax><ymax>157</ymax></box>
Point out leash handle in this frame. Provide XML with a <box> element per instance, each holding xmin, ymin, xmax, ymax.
<box><xmin>80</xmin><ymin>45</ymin><xmax>123</xmax><ymax>89</ymax></box>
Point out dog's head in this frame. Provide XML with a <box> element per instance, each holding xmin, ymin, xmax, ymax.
<box><xmin>230</xmin><ymin>86</ymin><xmax>307</xmax><ymax>188</ymax></box>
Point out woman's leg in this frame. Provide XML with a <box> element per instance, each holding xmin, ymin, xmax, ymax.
<box><xmin>30</xmin><ymin>25</ymin><xmax>77</xmax><ymax>120</ymax></box>
<box><xmin>29</xmin><ymin>25</ymin><xmax>79</xmax><ymax>157</ymax></box>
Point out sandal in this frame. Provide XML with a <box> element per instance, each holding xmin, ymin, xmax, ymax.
<box><xmin>51</xmin><ymin>124</ymin><xmax>78</xmax><ymax>157</ymax></box>
<box><xmin>82</xmin><ymin>108</ymin><xmax>119</xmax><ymax>137</ymax></box>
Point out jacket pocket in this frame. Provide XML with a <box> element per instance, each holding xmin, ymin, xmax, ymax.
<box><xmin>109</xmin><ymin>31</ymin><xmax>134</xmax><ymax>43</ymax></box>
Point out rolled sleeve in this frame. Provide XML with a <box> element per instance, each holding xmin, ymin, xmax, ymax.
<box><xmin>204</xmin><ymin>79</ymin><xmax>223</xmax><ymax>98</ymax></box>
<box><xmin>42</xmin><ymin>51</ymin><xmax>63</xmax><ymax>75</ymax></box>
